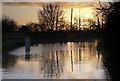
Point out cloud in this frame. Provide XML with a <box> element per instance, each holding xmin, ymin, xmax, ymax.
<box><xmin>2</xmin><ymin>0</ymin><xmax>116</xmax><ymax>2</ymax></box>
<box><xmin>2</xmin><ymin>2</ymin><xmax>42</xmax><ymax>8</ymax></box>
<box><xmin>2</xmin><ymin>2</ymin><xmax>97</xmax><ymax>9</ymax></box>
<box><xmin>3</xmin><ymin>0</ymin><xmax>116</xmax><ymax>9</ymax></box>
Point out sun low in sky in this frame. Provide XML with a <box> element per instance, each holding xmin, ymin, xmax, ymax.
<box><xmin>2</xmin><ymin>2</ymin><xmax>99</xmax><ymax>25</ymax></box>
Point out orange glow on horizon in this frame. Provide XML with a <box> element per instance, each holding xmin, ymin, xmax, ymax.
<box><xmin>65</xmin><ymin>8</ymin><xmax>94</xmax><ymax>22</ymax></box>
<box><xmin>3</xmin><ymin>4</ymin><xmax>95</xmax><ymax>25</ymax></box>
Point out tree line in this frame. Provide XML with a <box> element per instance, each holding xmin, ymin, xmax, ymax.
<box><xmin>2</xmin><ymin>2</ymin><xmax>119</xmax><ymax>33</ymax></box>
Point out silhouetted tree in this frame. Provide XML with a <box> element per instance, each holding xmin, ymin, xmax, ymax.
<box><xmin>82</xmin><ymin>18</ymin><xmax>88</xmax><ymax>30</ymax></box>
<box><xmin>38</xmin><ymin>23</ymin><xmax>46</xmax><ymax>32</ymax></box>
<box><xmin>2</xmin><ymin>15</ymin><xmax>18</xmax><ymax>33</ymax></box>
<box><xmin>58</xmin><ymin>17</ymin><xmax>69</xmax><ymax>31</ymax></box>
<box><xmin>26</xmin><ymin>22</ymin><xmax>47</xmax><ymax>32</ymax></box>
<box><xmin>78</xmin><ymin>17</ymin><xmax>81</xmax><ymax>30</ymax></box>
<box><xmin>97</xmin><ymin>16</ymin><xmax>101</xmax><ymax>30</ymax></box>
<box><xmin>87</xmin><ymin>19</ymin><xmax>96</xmax><ymax>30</ymax></box>
<box><xmin>26</xmin><ymin>22</ymin><xmax>36</xmax><ymax>32</ymax></box>
<box><xmin>106</xmin><ymin>2</ymin><xmax>120</xmax><ymax>31</ymax></box>
<box><xmin>71</xmin><ymin>11</ymin><xmax>81</xmax><ymax>31</ymax></box>
<box><xmin>94</xmin><ymin>1</ymin><xmax>114</xmax><ymax>29</ymax></box>
<box><xmin>73</xmin><ymin>17</ymin><xmax>78</xmax><ymax>31</ymax></box>
<box><xmin>73</xmin><ymin>16</ymin><xmax>81</xmax><ymax>31</ymax></box>
<box><xmin>38</xmin><ymin>3</ymin><xmax>64</xmax><ymax>31</ymax></box>
<box><xmin>96</xmin><ymin>1</ymin><xmax>120</xmax><ymax>80</ymax></box>
<box><xmin>64</xmin><ymin>21</ymin><xmax>71</xmax><ymax>31</ymax></box>
<box><xmin>18</xmin><ymin>25</ymin><xmax>32</xmax><ymax>33</ymax></box>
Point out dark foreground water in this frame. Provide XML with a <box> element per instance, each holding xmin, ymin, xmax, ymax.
<box><xmin>2</xmin><ymin>40</ymin><xmax>110</xmax><ymax>79</ymax></box>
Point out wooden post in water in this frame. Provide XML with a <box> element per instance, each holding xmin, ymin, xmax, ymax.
<box><xmin>25</xmin><ymin>36</ymin><xmax>30</xmax><ymax>52</ymax></box>
<box><xmin>25</xmin><ymin>36</ymin><xmax>30</xmax><ymax>60</ymax></box>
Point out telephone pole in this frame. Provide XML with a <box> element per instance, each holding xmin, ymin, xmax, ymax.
<box><xmin>79</xmin><ymin>10</ymin><xmax>81</xmax><ymax>30</ymax></box>
<box><xmin>71</xmin><ymin>9</ymin><xmax>73</xmax><ymax>30</ymax></box>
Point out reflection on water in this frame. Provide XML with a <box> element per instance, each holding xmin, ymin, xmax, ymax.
<box><xmin>25</xmin><ymin>51</ymin><xmax>30</xmax><ymax>61</ymax></box>
<box><xmin>2</xmin><ymin>40</ymin><xmax>109</xmax><ymax>79</ymax></box>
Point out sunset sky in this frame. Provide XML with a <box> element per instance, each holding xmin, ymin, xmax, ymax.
<box><xmin>1</xmin><ymin>0</ymin><xmax>114</xmax><ymax>25</ymax></box>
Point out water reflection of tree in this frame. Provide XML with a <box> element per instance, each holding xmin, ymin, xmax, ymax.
<box><xmin>39</xmin><ymin>50</ymin><xmax>65</xmax><ymax>79</ymax></box>
<box><xmin>71</xmin><ymin>49</ymin><xmax>73</xmax><ymax>72</ymax></box>
<box><xmin>2</xmin><ymin>41</ymin><xmax>106</xmax><ymax>79</ymax></box>
<box><xmin>2</xmin><ymin>54</ymin><xmax>17</xmax><ymax>70</ymax></box>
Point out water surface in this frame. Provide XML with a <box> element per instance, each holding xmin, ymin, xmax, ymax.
<box><xmin>2</xmin><ymin>40</ymin><xmax>109</xmax><ymax>79</ymax></box>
